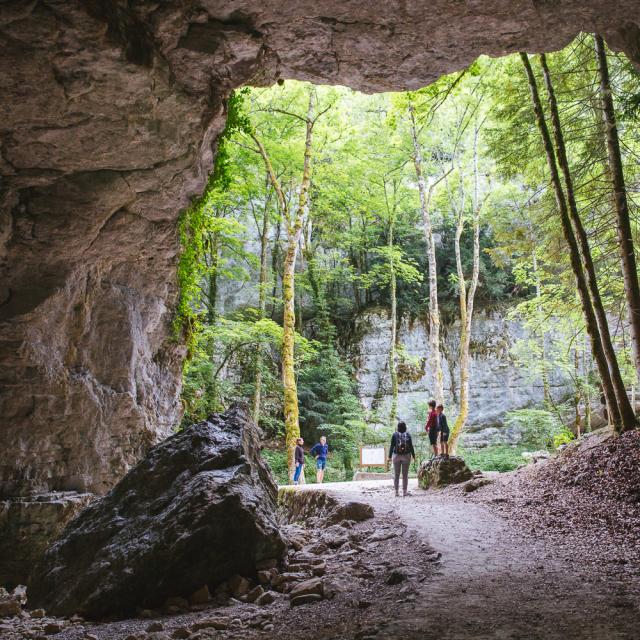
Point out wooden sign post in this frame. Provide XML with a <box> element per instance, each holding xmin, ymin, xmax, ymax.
<box><xmin>359</xmin><ymin>445</ymin><xmax>389</xmax><ymax>471</ymax></box>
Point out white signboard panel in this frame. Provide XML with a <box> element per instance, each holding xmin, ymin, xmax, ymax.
<box><xmin>360</xmin><ymin>446</ymin><xmax>386</xmax><ymax>466</ymax></box>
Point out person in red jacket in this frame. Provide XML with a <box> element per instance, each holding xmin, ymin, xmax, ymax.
<box><xmin>425</xmin><ymin>399</ymin><xmax>439</xmax><ymax>458</ymax></box>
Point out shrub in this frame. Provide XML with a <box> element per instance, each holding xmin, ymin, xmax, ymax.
<box><xmin>505</xmin><ymin>408</ymin><xmax>564</xmax><ymax>450</ymax></box>
<box><xmin>553</xmin><ymin>427</ymin><xmax>575</xmax><ymax>449</ymax></box>
<box><xmin>459</xmin><ymin>445</ymin><xmax>528</xmax><ymax>472</ymax></box>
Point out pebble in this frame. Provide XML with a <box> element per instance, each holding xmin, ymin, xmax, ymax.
<box><xmin>245</xmin><ymin>585</ymin><xmax>264</xmax><ymax>603</ymax></box>
<box><xmin>255</xmin><ymin>591</ymin><xmax>276</xmax><ymax>606</ymax></box>
<box><xmin>291</xmin><ymin>593</ymin><xmax>322</xmax><ymax>607</ymax></box>
<box><xmin>146</xmin><ymin>621</ymin><xmax>164</xmax><ymax>632</ymax></box>
<box><xmin>43</xmin><ymin>622</ymin><xmax>63</xmax><ymax>635</ymax></box>
<box><xmin>192</xmin><ymin>617</ymin><xmax>229</xmax><ymax>631</ymax></box>
<box><xmin>188</xmin><ymin>586</ymin><xmax>210</xmax><ymax>606</ymax></box>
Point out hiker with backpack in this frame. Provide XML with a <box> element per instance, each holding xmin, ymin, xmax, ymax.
<box><xmin>388</xmin><ymin>421</ymin><xmax>416</xmax><ymax>497</ymax></box>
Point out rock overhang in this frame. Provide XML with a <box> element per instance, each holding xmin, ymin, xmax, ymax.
<box><xmin>1</xmin><ymin>0</ymin><xmax>639</xmax><ymax>498</ymax></box>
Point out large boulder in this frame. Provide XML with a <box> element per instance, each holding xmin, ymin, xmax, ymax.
<box><xmin>30</xmin><ymin>406</ymin><xmax>285</xmax><ymax>619</ymax></box>
<box><xmin>418</xmin><ymin>456</ymin><xmax>473</xmax><ymax>489</ymax></box>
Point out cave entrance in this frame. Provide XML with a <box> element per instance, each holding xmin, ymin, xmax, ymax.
<box><xmin>2</xmin><ymin>4</ymin><xmax>640</xmax><ymax>621</ymax></box>
<box><xmin>1</xmin><ymin>2</ymin><xmax>640</xmax><ymax>501</ymax></box>
<box><xmin>183</xmin><ymin>32</ymin><xmax>640</xmax><ymax>487</ymax></box>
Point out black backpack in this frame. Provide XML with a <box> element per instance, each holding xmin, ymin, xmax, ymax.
<box><xmin>395</xmin><ymin>432</ymin><xmax>410</xmax><ymax>454</ymax></box>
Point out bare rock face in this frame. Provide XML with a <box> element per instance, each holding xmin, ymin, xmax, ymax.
<box><xmin>29</xmin><ymin>406</ymin><xmax>285</xmax><ymax>619</ymax></box>
<box><xmin>1</xmin><ymin>2</ymin><xmax>640</xmax><ymax>498</ymax></box>
<box><xmin>418</xmin><ymin>456</ymin><xmax>473</xmax><ymax>489</ymax></box>
<box><xmin>0</xmin><ymin>491</ymin><xmax>94</xmax><ymax>588</ymax></box>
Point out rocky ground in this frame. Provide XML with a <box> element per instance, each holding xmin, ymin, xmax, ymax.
<box><xmin>3</xmin><ymin>430</ymin><xmax>640</xmax><ymax>639</ymax></box>
<box><xmin>465</xmin><ymin>427</ymin><xmax>640</xmax><ymax>583</ymax></box>
<box><xmin>0</xmin><ymin>496</ymin><xmax>439</xmax><ymax>640</ymax></box>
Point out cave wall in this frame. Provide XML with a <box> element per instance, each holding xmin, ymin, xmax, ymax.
<box><xmin>1</xmin><ymin>1</ymin><xmax>640</xmax><ymax>497</ymax></box>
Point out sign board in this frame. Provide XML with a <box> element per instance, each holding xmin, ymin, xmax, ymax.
<box><xmin>359</xmin><ymin>445</ymin><xmax>387</xmax><ymax>468</ymax></box>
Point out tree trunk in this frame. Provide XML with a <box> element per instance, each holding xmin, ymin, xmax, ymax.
<box><xmin>450</xmin><ymin>214</ymin><xmax>469</xmax><ymax>451</ymax></box>
<box><xmin>574</xmin><ymin>348</ymin><xmax>582</xmax><ymax>438</ymax></box>
<box><xmin>584</xmin><ymin>332</ymin><xmax>592</xmax><ymax>432</ymax></box>
<box><xmin>594</xmin><ymin>34</ymin><xmax>640</xmax><ymax>394</ymax></box>
<box><xmin>281</xmin><ymin>222</ymin><xmax>303</xmax><ymax>479</ymax></box>
<box><xmin>408</xmin><ymin>103</ymin><xmax>445</xmax><ymax>405</ymax></box>
<box><xmin>270</xmin><ymin>219</ymin><xmax>281</xmax><ymax>319</ymax></box>
<box><xmin>281</xmin><ymin>90</ymin><xmax>317</xmax><ymax>478</ymax></box>
<box><xmin>539</xmin><ymin>53</ymin><xmax>635</xmax><ymax>431</ymax></box>
<box><xmin>206</xmin><ymin>230</ymin><xmax>220</xmax><ymax>324</ymax></box>
<box><xmin>252</xmin><ymin>90</ymin><xmax>319</xmax><ymax>476</ymax></box>
<box><xmin>520</xmin><ymin>52</ymin><xmax>623</xmax><ymax>430</ymax></box>
<box><xmin>252</xmin><ymin>185</ymin><xmax>271</xmax><ymax>424</ymax></box>
<box><xmin>449</xmin><ymin>127</ymin><xmax>482</xmax><ymax>452</ymax></box>
<box><xmin>532</xmin><ymin>252</ymin><xmax>551</xmax><ymax>405</ymax></box>
<box><xmin>388</xmin><ymin>218</ymin><xmax>399</xmax><ymax>428</ymax></box>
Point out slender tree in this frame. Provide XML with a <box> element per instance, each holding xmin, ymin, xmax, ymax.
<box><xmin>449</xmin><ymin>124</ymin><xmax>485</xmax><ymax>450</ymax></box>
<box><xmin>539</xmin><ymin>52</ymin><xmax>636</xmax><ymax>430</ymax></box>
<box><xmin>408</xmin><ymin>101</ymin><xmax>449</xmax><ymax>405</ymax></box>
<box><xmin>250</xmin><ymin>89</ymin><xmax>324</xmax><ymax>476</ymax></box>
<box><xmin>520</xmin><ymin>52</ymin><xmax>624</xmax><ymax>428</ymax></box>
<box><xmin>594</xmin><ymin>34</ymin><xmax>640</xmax><ymax>389</ymax></box>
<box><xmin>532</xmin><ymin>250</ymin><xmax>552</xmax><ymax>405</ymax></box>
<box><xmin>384</xmin><ymin>180</ymin><xmax>400</xmax><ymax>428</ymax></box>
<box><xmin>251</xmin><ymin>175</ymin><xmax>273</xmax><ymax>423</ymax></box>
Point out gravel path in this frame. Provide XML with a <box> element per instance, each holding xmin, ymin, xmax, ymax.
<box><xmin>312</xmin><ymin>478</ymin><xmax>640</xmax><ymax>639</ymax></box>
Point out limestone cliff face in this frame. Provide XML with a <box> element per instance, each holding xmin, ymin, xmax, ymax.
<box><xmin>350</xmin><ymin>309</ymin><xmax>572</xmax><ymax>444</ymax></box>
<box><xmin>1</xmin><ymin>1</ymin><xmax>640</xmax><ymax>495</ymax></box>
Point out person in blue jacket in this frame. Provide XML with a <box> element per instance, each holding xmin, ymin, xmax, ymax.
<box><xmin>310</xmin><ymin>435</ymin><xmax>329</xmax><ymax>484</ymax></box>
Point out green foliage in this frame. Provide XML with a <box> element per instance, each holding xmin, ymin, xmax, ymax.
<box><xmin>175</xmin><ymin>39</ymin><xmax>640</xmax><ymax>467</ymax></box>
<box><xmin>460</xmin><ymin>445</ymin><xmax>529</xmax><ymax>472</ymax></box>
<box><xmin>174</xmin><ymin>89</ymin><xmax>252</xmax><ymax>347</ymax></box>
<box><xmin>181</xmin><ymin>315</ymin><xmax>316</xmax><ymax>427</ymax></box>
<box><xmin>553</xmin><ymin>428</ymin><xmax>576</xmax><ymax>449</ymax></box>
<box><xmin>261</xmin><ymin>449</ymin><xmax>290</xmax><ymax>485</ymax></box>
<box><xmin>261</xmin><ymin>447</ymin><xmax>355</xmax><ymax>484</ymax></box>
<box><xmin>298</xmin><ymin>347</ymin><xmax>367</xmax><ymax>479</ymax></box>
<box><xmin>505</xmin><ymin>408</ymin><xmax>564</xmax><ymax>450</ymax></box>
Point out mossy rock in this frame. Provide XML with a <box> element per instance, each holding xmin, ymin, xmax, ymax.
<box><xmin>418</xmin><ymin>456</ymin><xmax>473</xmax><ymax>489</ymax></box>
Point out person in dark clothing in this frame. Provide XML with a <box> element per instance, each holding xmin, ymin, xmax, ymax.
<box><xmin>293</xmin><ymin>437</ymin><xmax>305</xmax><ymax>485</ymax></box>
<box><xmin>389</xmin><ymin>421</ymin><xmax>416</xmax><ymax>497</ymax></box>
<box><xmin>425</xmin><ymin>399</ymin><xmax>439</xmax><ymax>457</ymax></box>
<box><xmin>437</xmin><ymin>404</ymin><xmax>450</xmax><ymax>458</ymax></box>
<box><xmin>310</xmin><ymin>436</ymin><xmax>329</xmax><ymax>484</ymax></box>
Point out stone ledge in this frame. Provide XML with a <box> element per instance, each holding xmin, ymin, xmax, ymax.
<box><xmin>0</xmin><ymin>492</ymin><xmax>94</xmax><ymax>589</ymax></box>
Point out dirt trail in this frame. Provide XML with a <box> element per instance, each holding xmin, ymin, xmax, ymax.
<box><xmin>314</xmin><ymin>478</ymin><xmax>640</xmax><ymax>639</ymax></box>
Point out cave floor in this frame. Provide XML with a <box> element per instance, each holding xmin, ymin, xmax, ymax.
<box><xmin>5</xmin><ymin>478</ymin><xmax>640</xmax><ymax>639</ymax></box>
